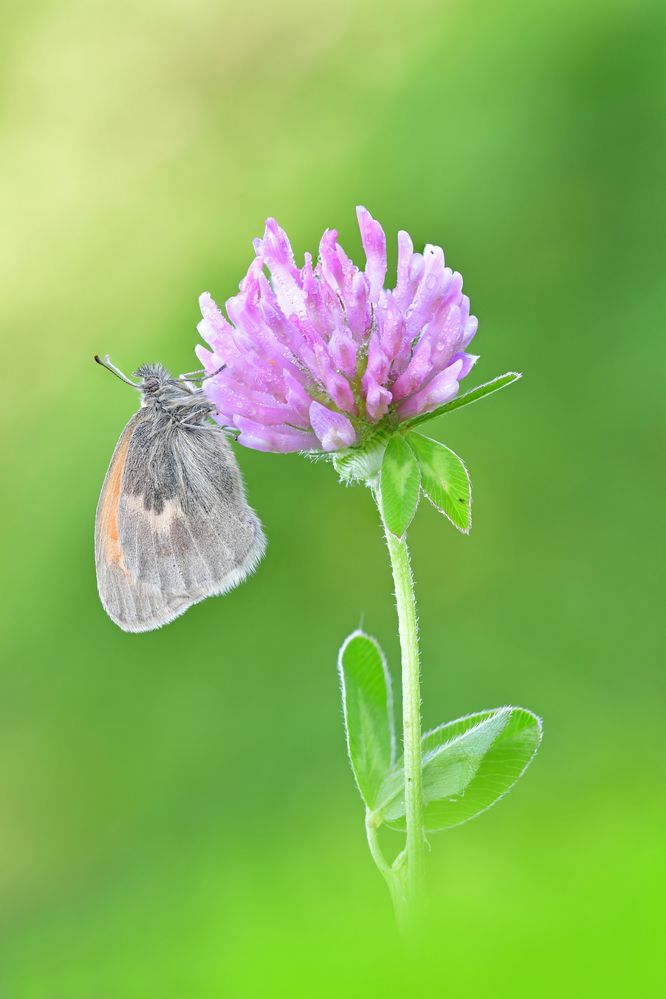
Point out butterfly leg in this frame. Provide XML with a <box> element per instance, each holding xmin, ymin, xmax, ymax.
<box><xmin>177</xmin><ymin>363</ymin><xmax>227</xmax><ymax>384</ymax></box>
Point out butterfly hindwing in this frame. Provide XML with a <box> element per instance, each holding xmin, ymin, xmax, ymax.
<box><xmin>95</xmin><ymin>412</ymin><xmax>265</xmax><ymax>632</ymax></box>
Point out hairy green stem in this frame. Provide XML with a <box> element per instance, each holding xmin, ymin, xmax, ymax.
<box><xmin>365</xmin><ymin>811</ymin><xmax>405</xmax><ymax>928</ymax></box>
<box><xmin>375</xmin><ymin>492</ymin><xmax>426</xmax><ymax>929</ymax></box>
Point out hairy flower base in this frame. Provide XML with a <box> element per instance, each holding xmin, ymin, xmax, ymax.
<box><xmin>197</xmin><ymin>207</ymin><xmax>479</xmax><ymax>454</ymax></box>
<box><xmin>328</xmin><ymin>426</ymin><xmax>393</xmax><ymax>484</ymax></box>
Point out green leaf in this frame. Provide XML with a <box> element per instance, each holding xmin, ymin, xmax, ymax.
<box><xmin>373</xmin><ymin>707</ymin><xmax>542</xmax><ymax>831</ymax></box>
<box><xmin>407</xmin><ymin>432</ymin><xmax>471</xmax><ymax>533</ymax></box>
<box><xmin>404</xmin><ymin>372</ymin><xmax>522</xmax><ymax>429</ymax></box>
<box><xmin>338</xmin><ymin>631</ymin><xmax>395</xmax><ymax>809</ymax></box>
<box><xmin>380</xmin><ymin>434</ymin><xmax>421</xmax><ymax>537</ymax></box>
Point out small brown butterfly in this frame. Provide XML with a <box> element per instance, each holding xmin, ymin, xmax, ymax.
<box><xmin>94</xmin><ymin>355</ymin><xmax>265</xmax><ymax>632</ymax></box>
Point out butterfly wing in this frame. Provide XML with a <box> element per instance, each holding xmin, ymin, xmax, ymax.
<box><xmin>95</xmin><ymin>413</ymin><xmax>265</xmax><ymax>632</ymax></box>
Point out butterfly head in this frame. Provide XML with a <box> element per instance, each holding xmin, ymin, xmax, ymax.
<box><xmin>95</xmin><ymin>354</ymin><xmax>217</xmax><ymax>422</ymax></box>
<box><xmin>134</xmin><ymin>363</ymin><xmax>173</xmax><ymax>399</ymax></box>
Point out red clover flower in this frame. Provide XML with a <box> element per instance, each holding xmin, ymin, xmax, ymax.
<box><xmin>196</xmin><ymin>207</ymin><xmax>478</xmax><ymax>453</ymax></box>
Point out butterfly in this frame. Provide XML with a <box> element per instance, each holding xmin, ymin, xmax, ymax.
<box><xmin>94</xmin><ymin>355</ymin><xmax>266</xmax><ymax>632</ymax></box>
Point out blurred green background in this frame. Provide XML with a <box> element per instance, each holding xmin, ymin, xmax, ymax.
<box><xmin>1</xmin><ymin>0</ymin><xmax>664</xmax><ymax>995</ymax></box>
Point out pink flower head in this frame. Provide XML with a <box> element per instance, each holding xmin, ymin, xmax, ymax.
<box><xmin>196</xmin><ymin>207</ymin><xmax>479</xmax><ymax>453</ymax></box>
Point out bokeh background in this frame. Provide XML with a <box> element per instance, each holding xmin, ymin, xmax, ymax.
<box><xmin>1</xmin><ymin>0</ymin><xmax>664</xmax><ymax>995</ymax></box>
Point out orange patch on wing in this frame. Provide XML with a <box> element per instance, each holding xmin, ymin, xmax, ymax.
<box><xmin>99</xmin><ymin>431</ymin><xmax>132</xmax><ymax>572</ymax></box>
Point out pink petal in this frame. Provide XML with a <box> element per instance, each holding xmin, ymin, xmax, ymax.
<box><xmin>328</xmin><ymin>328</ymin><xmax>358</xmax><ymax>379</ymax></box>
<box><xmin>235</xmin><ymin>415</ymin><xmax>318</xmax><ymax>453</ymax></box>
<box><xmin>319</xmin><ymin>229</ymin><xmax>349</xmax><ymax>292</ymax></box>
<box><xmin>212</xmin><ymin>383</ymin><xmax>308</xmax><ymax>427</ymax></box>
<box><xmin>363</xmin><ymin>333</ymin><xmax>390</xmax><ymax>385</ymax></box>
<box><xmin>363</xmin><ymin>379</ymin><xmax>392</xmax><ymax>422</ymax></box>
<box><xmin>462</xmin><ymin>313</ymin><xmax>478</xmax><ymax>348</ymax></box>
<box><xmin>396</xmin><ymin>358</ymin><xmax>465</xmax><ymax>419</ymax></box>
<box><xmin>451</xmin><ymin>351</ymin><xmax>479</xmax><ymax>379</ymax></box>
<box><xmin>391</xmin><ymin>337</ymin><xmax>434</xmax><ymax>401</ymax></box>
<box><xmin>257</xmin><ymin>218</ymin><xmax>306</xmax><ymax>319</ymax></box>
<box><xmin>195</xmin><ymin>343</ymin><xmax>215</xmax><ymax>372</ymax></box>
<box><xmin>377</xmin><ymin>294</ymin><xmax>406</xmax><ymax>362</ymax></box>
<box><xmin>309</xmin><ymin>401</ymin><xmax>357</xmax><ymax>451</ymax></box>
<box><xmin>344</xmin><ymin>271</ymin><xmax>371</xmax><ymax>341</ymax></box>
<box><xmin>394</xmin><ymin>231</ymin><xmax>414</xmax><ymax>310</ymax></box>
<box><xmin>405</xmin><ymin>245</ymin><xmax>449</xmax><ymax>337</ymax></box>
<box><xmin>356</xmin><ymin>206</ymin><xmax>387</xmax><ymax>303</ymax></box>
<box><xmin>420</xmin><ymin>303</ymin><xmax>464</xmax><ymax>377</ymax></box>
<box><xmin>198</xmin><ymin>292</ymin><xmax>233</xmax><ymax>348</ymax></box>
<box><xmin>323</xmin><ymin>370</ymin><xmax>357</xmax><ymax>414</ymax></box>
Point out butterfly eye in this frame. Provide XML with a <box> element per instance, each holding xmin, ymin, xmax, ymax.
<box><xmin>143</xmin><ymin>377</ymin><xmax>160</xmax><ymax>394</ymax></box>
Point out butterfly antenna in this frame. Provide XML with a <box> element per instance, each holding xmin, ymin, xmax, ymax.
<box><xmin>94</xmin><ymin>354</ymin><xmax>141</xmax><ymax>387</ymax></box>
<box><xmin>202</xmin><ymin>363</ymin><xmax>227</xmax><ymax>381</ymax></box>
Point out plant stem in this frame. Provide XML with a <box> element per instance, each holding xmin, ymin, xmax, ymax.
<box><xmin>365</xmin><ymin>811</ymin><xmax>406</xmax><ymax>929</ymax></box>
<box><xmin>375</xmin><ymin>492</ymin><xmax>426</xmax><ymax>930</ymax></box>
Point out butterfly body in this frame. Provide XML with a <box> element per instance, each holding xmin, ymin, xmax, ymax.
<box><xmin>95</xmin><ymin>361</ymin><xmax>265</xmax><ymax>632</ymax></box>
